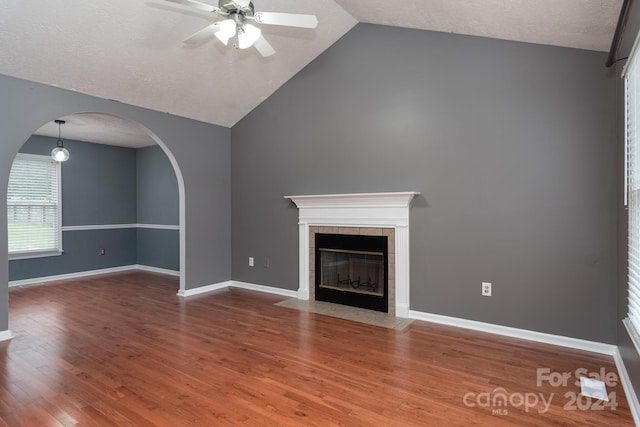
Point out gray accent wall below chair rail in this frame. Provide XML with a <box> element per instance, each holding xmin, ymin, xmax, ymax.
<box><xmin>231</xmin><ymin>23</ymin><xmax>618</xmax><ymax>343</ymax></box>
<box><xmin>136</xmin><ymin>228</ymin><xmax>179</xmax><ymax>272</ymax></box>
<box><xmin>9</xmin><ymin>229</ymin><xmax>138</xmax><ymax>281</ymax></box>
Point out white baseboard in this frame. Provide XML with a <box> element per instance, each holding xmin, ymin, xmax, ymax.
<box><xmin>9</xmin><ymin>265</ymin><xmax>138</xmax><ymax>287</ymax></box>
<box><xmin>135</xmin><ymin>265</ymin><xmax>180</xmax><ymax>277</ymax></box>
<box><xmin>177</xmin><ymin>280</ymin><xmax>298</xmax><ymax>299</ymax></box>
<box><xmin>231</xmin><ymin>281</ymin><xmax>298</xmax><ymax>298</ymax></box>
<box><xmin>177</xmin><ymin>281</ymin><xmax>231</xmax><ymax>297</ymax></box>
<box><xmin>0</xmin><ymin>330</ymin><xmax>13</xmax><ymax>342</ymax></box>
<box><xmin>613</xmin><ymin>347</ymin><xmax>640</xmax><ymax>426</ymax></box>
<box><xmin>408</xmin><ymin>310</ymin><xmax>617</xmax><ymax>356</ymax></box>
<box><xmin>9</xmin><ymin>264</ymin><xmax>179</xmax><ymax>288</ymax></box>
<box><xmin>9</xmin><ymin>270</ymin><xmax>297</xmax><ymax>300</ymax></box>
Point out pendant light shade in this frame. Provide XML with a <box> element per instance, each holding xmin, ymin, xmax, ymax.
<box><xmin>51</xmin><ymin>119</ymin><xmax>69</xmax><ymax>162</ymax></box>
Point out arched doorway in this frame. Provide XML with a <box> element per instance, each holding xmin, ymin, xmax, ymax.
<box><xmin>0</xmin><ymin>76</ymin><xmax>233</xmax><ymax>339</ymax></box>
<box><xmin>6</xmin><ymin>112</ymin><xmax>186</xmax><ymax>293</ymax></box>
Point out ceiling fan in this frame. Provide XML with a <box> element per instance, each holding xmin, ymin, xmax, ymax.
<box><xmin>162</xmin><ymin>0</ymin><xmax>318</xmax><ymax>57</ymax></box>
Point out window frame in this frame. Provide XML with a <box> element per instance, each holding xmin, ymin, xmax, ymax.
<box><xmin>7</xmin><ymin>153</ymin><xmax>63</xmax><ymax>260</ymax></box>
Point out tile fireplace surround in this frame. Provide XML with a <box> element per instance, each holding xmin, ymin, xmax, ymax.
<box><xmin>285</xmin><ymin>192</ymin><xmax>419</xmax><ymax>318</ymax></box>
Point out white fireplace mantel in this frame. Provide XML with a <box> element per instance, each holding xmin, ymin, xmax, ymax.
<box><xmin>285</xmin><ymin>192</ymin><xmax>419</xmax><ymax>318</ymax></box>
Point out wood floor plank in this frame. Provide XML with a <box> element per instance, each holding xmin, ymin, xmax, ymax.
<box><xmin>0</xmin><ymin>271</ymin><xmax>634</xmax><ymax>425</ymax></box>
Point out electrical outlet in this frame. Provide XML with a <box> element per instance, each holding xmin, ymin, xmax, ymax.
<box><xmin>482</xmin><ymin>282</ymin><xmax>492</xmax><ymax>297</ymax></box>
<box><xmin>99</xmin><ymin>248</ymin><xmax>106</xmax><ymax>256</ymax></box>
<box><xmin>249</xmin><ymin>257</ymin><xmax>254</xmax><ymax>267</ymax></box>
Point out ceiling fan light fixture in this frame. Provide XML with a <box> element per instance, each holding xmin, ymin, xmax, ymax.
<box><xmin>51</xmin><ymin>119</ymin><xmax>69</xmax><ymax>162</ymax></box>
<box><xmin>164</xmin><ymin>0</ymin><xmax>319</xmax><ymax>57</ymax></box>
<box><xmin>215</xmin><ymin>18</ymin><xmax>237</xmax><ymax>45</ymax></box>
<box><xmin>237</xmin><ymin>23</ymin><xmax>261</xmax><ymax>49</ymax></box>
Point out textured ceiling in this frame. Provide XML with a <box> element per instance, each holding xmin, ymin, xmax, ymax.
<box><xmin>33</xmin><ymin>113</ymin><xmax>156</xmax><ymax>149</ymax></box>
<box><xmin>0</xmin><ymin>0</ymin><xmax>357</xmax><ymax>129</ymax></box>
<box><xmin>0</xmin><ymin>0</ymin><xmax>623</xmax><ymax>148</ymax></box>
<box><xmin>336</xmin><ymin>0</ymin><xmax>623</xmax><ymax>52</ymax></box>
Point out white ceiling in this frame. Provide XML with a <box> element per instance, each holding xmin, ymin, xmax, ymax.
<box><xmin>1</xmin><ymin>0</ymin><xmax>623</xmax><ymax>148</ymax></box>
<box><xmin>33</xmin><ymin>113</ymin><xmax>156</xmax><ymax>149</ymax></box>
<box><xmin>339</xmin><ymin>0</ymin><xmax>622</xmax><ymax>52</ymax></box>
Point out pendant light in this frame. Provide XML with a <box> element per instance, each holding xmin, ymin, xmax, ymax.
<box><xmin>51</xmin><ymin>119</ymin><xmax>69</xmax><ymax>162</ymax></box>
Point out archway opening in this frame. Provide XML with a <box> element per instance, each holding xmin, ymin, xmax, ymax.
<box><xmin>6</xmin><ymin>112</ymin><xmax>186</xmax><ymax>292</ymax></box>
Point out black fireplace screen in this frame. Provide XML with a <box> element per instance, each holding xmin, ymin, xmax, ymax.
<box><xmin>319</xmin><ymin>249</ymin><xmax>384</xmax><ymax>297</ymax></box>
<box><xmin>315</xmin><ymin>233</ymin><xmax>388</xmax><ymax>312</ymax></box>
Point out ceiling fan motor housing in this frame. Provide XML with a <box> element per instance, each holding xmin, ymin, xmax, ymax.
<box><xmin>218</xmin><ymin>0</ymin><xmax>254</xmax><ymax>18</ymax></box>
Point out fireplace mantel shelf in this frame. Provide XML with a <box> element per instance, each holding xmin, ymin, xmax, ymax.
<box><xmin>285</xmin><ymin>192</ymin><xmax>420</xmax><ymax>209</ymax></box>
<box><xmin>286</xmin><ymin>192</ymin><xmax>419</xmax><ymax>318</ymax></box>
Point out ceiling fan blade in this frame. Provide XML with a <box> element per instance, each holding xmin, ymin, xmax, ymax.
<box><xmin>183</xmin><ymin>23</ymin><xmax>221</xmax><ymax>44</ymax></box>
<box><xmin>163</xmin><ymin>0</ymin><xmax>217</xmax><ymax>13</ymax></box>
<box><xmin>254</xmin><ymin>12</ymin><xmax>318</xmax><ymax>29</ymax></box>
<box><xmin>235</xmin><ymin>0</ymin><xmax>251</xmax><ymax>7</ymax></box>
<box><xmin>253</xmin><ymin>36</ymin><xmax>275</xmax><ymax>57</ymax></box>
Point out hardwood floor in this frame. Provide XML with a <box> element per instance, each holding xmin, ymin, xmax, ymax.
<box><xmin>0</xmin><ymin>271</ymin><xmax>634</xmax><ymax>426</ymax></box>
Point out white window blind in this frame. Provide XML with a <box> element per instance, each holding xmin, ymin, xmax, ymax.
<box><xmin>626</xmin><ymin>33</ymin><xmax>640</xmax><ymax>339</ymax></box>
<box><xmin>7</xmin><ymin>154</ymin><xmax>62</xmax><ymax>259</ymax></box>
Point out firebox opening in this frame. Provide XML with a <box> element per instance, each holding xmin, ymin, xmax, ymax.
<box><xmin>315</xmin><ymin>233</ymin><xmax>388</xmax><ymax>313</ymax></box>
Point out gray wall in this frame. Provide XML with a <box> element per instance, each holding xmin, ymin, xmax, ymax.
<box><xmin>136</xmin><ymin>144</ymin><xmax>179</xmax><ymax>270</ymax></box>
<box><xmin>137</xmin><ymin>145</ymin><xmax>178</xmax><ymax>225</ymax></box>
<box><xmin>60</xmin><ymin>139</ymin><xmax>138</xmax><ymax>226</ymax></box>
<box><xmin>20</xmin><ymin>135</ymin><xmax>137</xmax><ymax>225</ymax></box>
<box><xmin>0</xmin><ymin>73</ymin><xmax>231</xmax><ymax>331</ymax></box>
<box><xmin>231</xmin><ymin>24</ymin><xmax>617</xmax><ymax>343</ymax></box>
<box><xmin>137</xmin><ymin>228</ymin><xmax>179</xmax><ymax>271</ymax></box>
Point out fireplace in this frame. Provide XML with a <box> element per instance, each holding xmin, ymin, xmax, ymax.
<box><xmin>285</xmin><ymin>192</ymin><xmax>419</xmax><ymax>318</ymax></box>
<box><xmin>315</xmin><ymin>233</ymin><xmax>388</xmax><ymax>312</ymax></box>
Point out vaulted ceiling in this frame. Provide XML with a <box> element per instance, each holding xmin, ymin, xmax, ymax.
<box><xmin>0</xmin><ymin>0</ymin><xmax>623</xmax><ymax>145</ymax></box>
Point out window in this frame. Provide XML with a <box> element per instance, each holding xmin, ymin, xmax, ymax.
<box><xmin>7</xmin><ymin>153</ymin><xmax>63</xmax><ymax>259</ymax></box>
<box><xmin>624</xmin><ymin>34</ymin><xmax>640</xmax><ymax>348</ymax></box>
